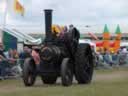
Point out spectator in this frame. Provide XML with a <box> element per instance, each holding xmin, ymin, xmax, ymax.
<box><xmin>112</xmin><ymin>52</ymin><xmax>119</xmax><ymax>67</ymax></box>
<box><xmin>119</xmin><ymin>48</ymin><xmax>128</xmax><ymax>65</ymax></box>
<box><xmin>103</xmin><ymin>50</ymin><xmax>113</xmax><ymax>66</ymax></box>
<box><xmin>19</xmin><ymin>46</ymin><xmax>31</xmax><ymax>68</ymax></box>
<box><xmin>0</xmin><ymin>44</ymin><xmax>7</xmax><ymax>80</ymax></box>
<box><xmin>3</xmin><ymin>48</ymin><xmax>18</xmax><ymax>77</ymax></box>
<box><xmin>4</xmin><ymin>48</ymin><xmax>13</xmax><ymax>59</ymax></box>
<box><xmin>13</xmin><ymin>49</ymin><xmax>19</xmax><ymax>59</ymax></box>
<box><xmin>95</xmin><ymin>48</ymin><xmax>103</xmax><ymax>67</ymax></box>
<box><xmin>0</xmin><ymin>43</ymin><xmax>6</xmax><ymax>58</ymax></box>
<box><xmin>19</xmin><ymin>46</ymin><xmax>31</xmax><ymax>59</ymax></box>
<box><xmin>4</xmin><ymin>49</ymin><xmax>16</xmax><ymax>64</ymax></box>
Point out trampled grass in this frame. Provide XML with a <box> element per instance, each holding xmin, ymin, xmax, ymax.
<box><xmin>0</xmin><ymin>68</ymin><xmax>128</xmax><ymax>96</ymax></box>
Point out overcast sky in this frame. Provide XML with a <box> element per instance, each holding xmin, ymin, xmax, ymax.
<box><xmin>0</xmin><ymin>0</ymin><xmax>128</xmax><ymax>33</ymax></box>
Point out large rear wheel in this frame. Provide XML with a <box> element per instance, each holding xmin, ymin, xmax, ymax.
<box><xmin>75</xmin><ymin>44</ymin><xmax>94</xmax><ymax>84</ymax></box>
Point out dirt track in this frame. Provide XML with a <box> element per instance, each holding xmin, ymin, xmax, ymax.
<box><xmin>0</xmin><ymin>68</ymin><xmax>128</xmax><ymax>93</ymax></box>
<box><xmin>94</xmin><ymin>70</ymin><xmax>128</xmax><ymax>81</ymax></box>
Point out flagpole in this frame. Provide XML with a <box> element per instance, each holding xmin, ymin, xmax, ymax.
<box><xmin>2</xmin><ymin>0</ymin><xmax>8</xmax><ymax>43</ymax></box>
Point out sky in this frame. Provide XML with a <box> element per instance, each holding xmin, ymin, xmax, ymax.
<box><xmin>0</xmin><ymin>0</ymin><xmax>128</xmax><ymax>33</ymax></box>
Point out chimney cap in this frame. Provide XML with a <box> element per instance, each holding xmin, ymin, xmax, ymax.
<box><xmin>44</xmin><ymin>9</ymin><xmax>53</xmax><ymax>12</ymax></box>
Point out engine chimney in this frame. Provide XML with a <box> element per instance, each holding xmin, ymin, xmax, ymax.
<box><xmin>44</xmin><ymin>9</ymin><xmax>53</xmax><ymax>42</ymax></box>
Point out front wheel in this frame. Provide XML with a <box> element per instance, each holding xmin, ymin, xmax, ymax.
<box><xmin>61</xmin><ymin>58</ymin><xmax>73</xmax><ymax>86</ymax></box>
<box><xmin>23</xmin><ymin>58</ymin><xmax>36</xmax><ymax>86</ymax></box>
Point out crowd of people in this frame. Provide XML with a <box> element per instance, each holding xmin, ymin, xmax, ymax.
<box><xmin>95</xmin><ymin>47</ymin><xmax>128</xmax><ymax>69</ymax></box>
<box><xmin>0</xmin><ymin>44</ymin><xmax>31</xmax><ymax>80</ymax></box>
<box><xmin>1</xmin><ymin>45</ymin><xmax>128</xmax><ymax>80</ymax></box>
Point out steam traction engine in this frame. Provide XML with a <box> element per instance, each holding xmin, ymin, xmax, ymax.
<box><xmin>22</xmin><ymin>9</ymin><xmax>94</xmax><ymax>86</ymax></box>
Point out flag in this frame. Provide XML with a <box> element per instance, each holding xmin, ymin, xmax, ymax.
<box><xmin>14</xmin><ymin>0</ymin><xmax>24</xmax><ymax>16</ymax></box>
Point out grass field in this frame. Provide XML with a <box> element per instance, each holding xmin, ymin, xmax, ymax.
<box><xmin>0</xmin><ymin>68</ymin><xmax>128</xmax><ymax>96</ymax></box>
